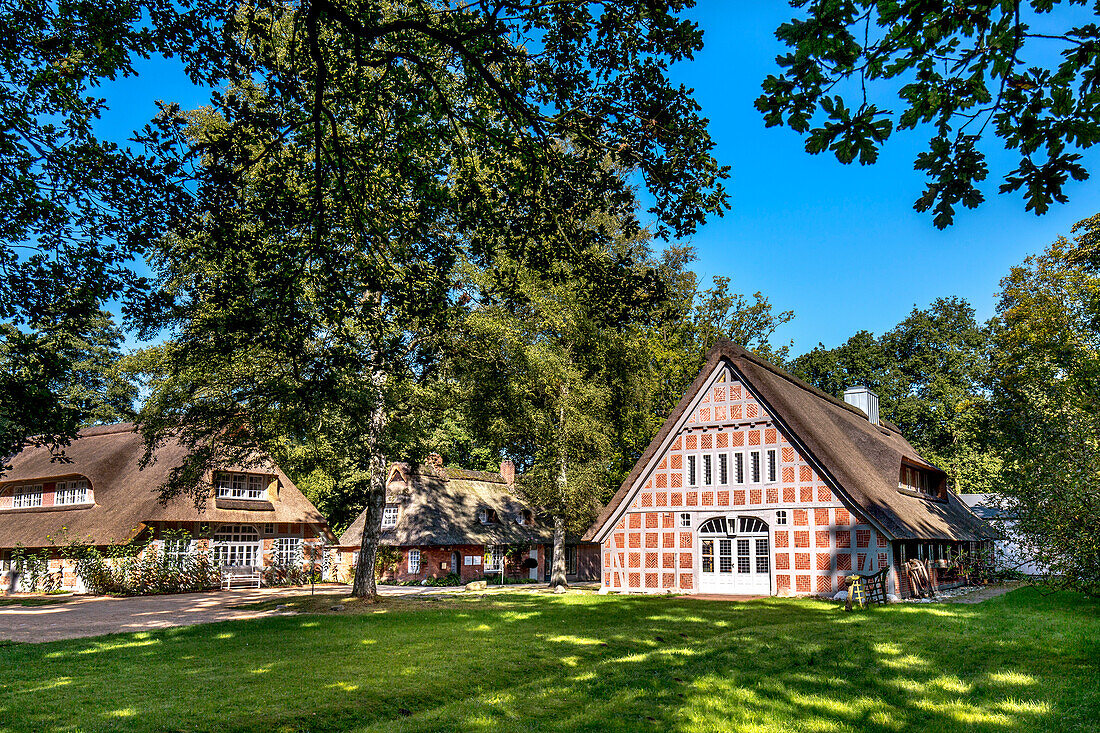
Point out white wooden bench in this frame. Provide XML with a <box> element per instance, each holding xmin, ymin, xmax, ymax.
<box><xmin>221</xmin><ymin>566</ymin><xmax>262</xmax><ymax>590</ymax></box>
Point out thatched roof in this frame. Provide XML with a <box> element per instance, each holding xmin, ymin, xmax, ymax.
<box><xmin>338</xmin><ymin>463</ymin><xmax>553</xmax><ymax>548</ymax></box>
<box><xmin>0</xmin><ymin>423</ymin><xmax>329</xmax><ymax>548</ymax></box>
<box><xmin>585</xmin><ymin>341</ymin><xmax>996</xmax><ymax>543</ymax></box>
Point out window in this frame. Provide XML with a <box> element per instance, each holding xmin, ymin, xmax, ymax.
<box><xmin>738</xmin><ymin>516</ymin><xmax>768</xmax><ymax>533</ymax></box>
<box><xmin>755</xmin><ymin>538</ymin><xmax>770</xmax><ymax>573</ymax></box>
<box><xmin>750</xmin><ymin>451</ymin><xmax>761</xmax><ymax>483</ymax></box>
<box><xmin>687</xmin><ymin>455</ymin><xmax>697</xmax><ymax>486</ymax></box>
<box><xmin>703</xmin><ymin>454</ymin><xmax>713</xmax><ymax>486</ymax></box>
<box><xmin>680</xmin><ymin>512</ymin><xmax>691</xmax><ymax>528</ymax></box>
<box><xmin>776</xmin><ymin>510</ymin><xmax>788</xmax><ymax>526</ymax></box>
<box><xmin>163</xmin><ymin>537</ymin><xmax>192</xmax><ymax>564</ymax></box>
<box><xmin>736</xmin><ymin>539</ymin><xmax>750</xmax><ymax>573</ymax></box>
<box><xmin>12</xmin><ymin>484</ymin><xmax>43</xmax><ymax>508</ymax></box>
<box><xmin>701</xmin><ymin>539</ymin><xmax>714</xmax><ymax>573</ymax></box>
<box><xmin>408</xmin><ymin>549</ymin><xmax>421</xmax><ymax>574</ymax></box>
<box><xmin>274</xmin><ymin>537</ymin><xmax>302</xmax><ymax>567</ymax></box>
<box><xmin>766</xmin><ymin>450</ymin><xmax>777</xmax><ymax>483</ymax></box>
<box><xmin>518</xmin><ymin>509</ymin><xmax>534</xmax><ymax>526</ymax></box>
<box><xmin>565</xmin><ymin>545</ymin><xmax>578</xmax><ymax>575</ymax></box>
<box><xmin>381</xmin><ymin>504</ymin><xmax>399</xmax><ymax>528</ymax></box>
<box><xmin>212</xmin><ymin>524</ymin><xmax>261</xmax><ymax>566</ymax></box>
<box><xmin>900</xmin><ymin>465</ymin><xmax>939</xmax><ymax>497</ymax></box>
<box><xmin>477</xmin><ymin>507</ymin><xmax>498</xmax><ymax>524</ymax></box>
<box><xmin>735</xmin><ymin>453</ymin><xmax>744</xmax><ymax>484</ymax></box>
<box><xmin>698</xmin><ymin>517</ymin><xmax>728</xmax><ymax>534</ymax></box>
<box><xmin>484</xmin><ymin>545</ymin><xmax>503</xmax><ymax>572</ymax></box>
<box><xmin>55</xmin><ymin>480</ymin><xmax>89</xmax><ymax>505</ymax></box>
<box><xmin>215</xmin><ymin>472</ymin><xmax>267</xmax><ymax>500</ymax></box>
<box><xmin>719</xmin><ymin>454</ymin><xmax>728</xmax><ymax>485</ymax></box>
<box><xmin>720</xmin><ymin>539</ymin><xmax>734</xmax><ymax>573</ymax></box>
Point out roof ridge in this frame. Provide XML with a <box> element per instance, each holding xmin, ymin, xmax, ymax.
<box><xmin>77</xmin><ymin>422</ymin><xmax>138</xmax><ymax>437</ymax></box>
<box><xmin>718</xmin><ymin>340</ymin><xmax>902</xmax><ymax>434</ymax></box>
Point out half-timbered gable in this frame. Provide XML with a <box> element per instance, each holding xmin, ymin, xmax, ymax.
<box><xmin>584</xmin><ymin>341</ymin><xmax>995</xmax><ymax>598</ymax></box>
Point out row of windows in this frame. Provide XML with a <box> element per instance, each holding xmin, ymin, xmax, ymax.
<box><xmin>685</xmin><ymin>450</ymin><xmax>778</xmax><ymax>487</ymax></box>
<box><xmin>382</xmin><ymin>504</ymin><xmax>536</xmax><ymax>531</ymax></box>
<box><xmin>6</xmin><ymin>480</ymin><xmax>91</xmax><ymax>508</ymax></box>
<box><xmin>899</xmin><ymin>465</ymin><xmax>939</xmax><ymax>497</ymax></box>
<box><xmin>406</xmin><ymin>546</ymin><xmax>506</xmax><ymax>574</ymax></box>
<box><xmin>163</xmin><ymin>527</ymin><xmax>307</xmax><ymax>568</ymax></box>
<box><xmin>677</xmin><ymin>510</ymin><xmax>790</xmax><ymax>529</ymax></box>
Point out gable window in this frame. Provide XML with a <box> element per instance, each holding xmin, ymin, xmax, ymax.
<box><xmin>734</xmin><ymin>453</ymin><xmax>744</xmax><ymax>484</ymax></box>
<box><xmin>776</xmin><ymin>510</ymin><xmax>788</xmax><ymax>525</ymax></box>
<box><xmin>381</xmin><ymin>504</ymin><xmax>399</xmax><ymax>528</ymax></box>
<box><xmin>719</xmin><ymin>454</ymin><xmax>729</xmax><ymax>485</ymax></box>
<box><xmin>680</xmin><ymin>512</ymin><xmax>691</xmax><ymax>528</ymax></box>
<box><xmin>55</xmin><ymin>480</ymin><xmax>89</xmax><ymax>505</ymax></box>
<box><xmin>484</xmin><ymin>545</ymin><xmax>503</xmax><ymax>572</ymax></box>
<box><xmin>517</xmin><ymin>509</ymin><xmax>534</xmax><ymax>526</ymax></box>
<box><xmin>687</xmin><ymin>455</ymin><xmax>697</xmax><ymax>486</ymax></box>
<box><xmin>703</xmin><ymin>454</ymin><xmax>713</xmax><ymax>486</ymax></box>
<box><xmin>766</xmin><ymin>450</ymin><xmax>777</xmax><ymax>483</ymax></box>
<box><xmin>12</xmin><ymin>484</ymin><xmax>43</xmax><ymax>508</ymax></box>
<box><xmin>750</xmin><ymin>452</ymin><xmax>761</xmax><ymax>483</ymax></box>
<box><xmin>274</xmin><ymin>537</ymin><xmax>302</xmax><ymax>566</ymax></box>
<box><xmin>408</xmin><ymin>548</ymin><xmax>421</xmax><ymax>574</ymax></box>
<box><xmin>738</xmin><ymin>516</ymin><xmax>768</xmax><ymax>533</ymax></box>
<box><xmin>215</xmin><ymin>472</ymin><xmax>267</xmax><ymax>500</ymax></box>
<box><xmin>477</xmin><ymin>507</ymin><xmax>499</xmax><ymax>524</ymax></box>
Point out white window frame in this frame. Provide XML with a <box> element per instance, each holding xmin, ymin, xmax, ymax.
<box><xmin>408</xmin><ymin>548</ymin><xmax>421</xmax><ymax>574</ymax></box>
<box><xmin>680</xmin><ymin>512</ymin><xmax>691</xmax><ymax>528</ymax></box>
<box><xmin>12</xmin><ymin>484</ymin><xmax>43</xmax><ymax>508</ymax></box>
<box><xmin>274</xmin><ymin>537</ymin><xmax>302</xmax><ymax>567</ymax></box>
<box><xmin>381</xmin><ymin>504</ymin><xmax>399</xmax><ymax>528</ymax></box>
<box><xmin>750</xmin><ymin>451</ymin><xmax>761</xmax><ymax>483</ymax></box>
<box><xmin>686</xmin><ymin>455</ymin><xmax>697</xmax><ymax>487</ymax></box>
<box><xmin>776</xmin><ymin>510</ymin><xmax>788</xmax><ymax>525</ymax></box>
<box><xmin>212</xmin><ymin>524</ymin><xmax>261</xmax><ymax>567</ymax></box>
<box><xmin>55</xmin><ymin>480</ymin><xmax>89</xmax><ymax>506</ymax></box>
<box><xmin>718</xmin><ymin>453</ymin><xmax>729</xmax><ymax>485</ymax></box>
<box><xmin>703</xmin><ymin>454</ymin><xmax>713</xmax><ymax>486</ymax></box>
<box><xmin>734</xmin><ymin>452</ymin><xmax>744</xmax><ymax>484</ymax></box>
<box><xmin>162</xmin><ymin>536</ymin><xmax>194</xmax><ymax>563</ymax></box>
<box><xmin>766</xmin><ymin>449</ymin><xmax>777</xmax><ymax>483</ymax></box>
<box><xmin>215</xmin><ymin>472</ymin><xmax>267</xmax><ymax>501</ymax></box>
<box><xmin>484</xmin><ymin>545</ymin><xmax>504</xmax><ymax>572</ymax></box>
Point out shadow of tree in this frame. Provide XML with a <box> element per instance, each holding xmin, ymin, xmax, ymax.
<box><xmin>0</xmin><ymin>589</ymin><xmax>1096</xmax><ymax>733</ymax></box>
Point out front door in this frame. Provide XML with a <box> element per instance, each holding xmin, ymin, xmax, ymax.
<box><xmin>698</xmin><ymin>516</ymin><xmax>771</xmax><ymax>595</ymax></box>
<box><xmin>451</xmin><ymin>551</ymin><xmax>460</xmax><ymax>578</ymax></box>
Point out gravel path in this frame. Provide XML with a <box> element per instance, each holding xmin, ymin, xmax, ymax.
<box><xmin>941</xmin><ymin>581</ymin><xmax>1025</xmax><ymax>604</ymax></box>
<box><xmin>0</xmin><ymin>583</ymin><xmax>464</xmax><ymax>643</ymax></box>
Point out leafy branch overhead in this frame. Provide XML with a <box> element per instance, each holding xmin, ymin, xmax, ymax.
<box><xmin>757</xmin><ymin>1</ymin><xmax>1100</xmax><ymax>228</ymax></box>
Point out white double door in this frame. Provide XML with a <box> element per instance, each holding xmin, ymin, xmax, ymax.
<box><xmin>699</xmin><ymin>534</ymin><xmax>771</xmax><ymax>595</ymax></box>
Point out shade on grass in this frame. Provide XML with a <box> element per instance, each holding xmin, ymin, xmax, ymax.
<box><xmin>1</xmin><ymin>588</ymin><xmax>1097</xmax><ymax>732</ymax></box>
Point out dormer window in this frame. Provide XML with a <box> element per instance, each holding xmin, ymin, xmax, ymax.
<box><xmin>55</xmin><ymin>480</ymin><xmax>89</xmax><ymax>505</ymax></box>
<box><xmin>517</xmin><ymin>509</ymin><xmax>534</xmax><ymax>526</ymax></box>
<box><xmin>215</xmin><ymin>472</ymin><xmax>267</xmax><ymax>500</ymax></box>
<box><xmin>12</xmin><ymin>484</ymin><xmax>43</xmax><ymax>508</ymax></box>
<box><xmin>900</xmin><ymin>465</ymin><xmax>939</xmax><ymax>498</ymax></box>
<box><xmin>381</xmin><ymin>504</ymin><xmax>399</xmax><ymax>528</ymax></box>
<box><xmin>478</xmin><ymin>507</ymin><xmax>498</xmax><ymax>524</ymax></box>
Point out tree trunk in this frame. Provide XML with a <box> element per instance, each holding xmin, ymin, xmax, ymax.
<box><xmin>352</xmin><ymin>366</ymin><xmax>388</xmax><ymax>600</ymax></box>
<box><xmin>550</xmin><ymin>515</ymin><xmax>568</xmax><ymax>589</ymax></box>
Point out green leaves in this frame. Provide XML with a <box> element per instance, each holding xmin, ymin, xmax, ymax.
<box><xmin>758</xmin><ymin>0</ymin><xmax>1100</xmax><ymax>227</ymax></box>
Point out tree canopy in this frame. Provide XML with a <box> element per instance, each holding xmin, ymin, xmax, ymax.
<box><xmin>758</xmin><ymin>1</ymin><xmax>1100</xmax><ymax>227</ymax></box>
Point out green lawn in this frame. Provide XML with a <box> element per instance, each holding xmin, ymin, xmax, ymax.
<box><xmin>1</xmin><ymin>588</ymin><xmax>1098</xmax><ymax>733</ymax></box>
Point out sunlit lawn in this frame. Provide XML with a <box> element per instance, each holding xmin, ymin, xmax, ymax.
<box><xmin>1</xmin><ymin>588</ymin><xmax>1098</xmax><ymax>733</ymax></box>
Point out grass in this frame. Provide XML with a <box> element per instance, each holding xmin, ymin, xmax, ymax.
<box><xmin>1</xmin><ymin>588</ymin><xmax>1098</xmax><ymax>732</ymax></box>
<box><xmin>0</xmin><ymin>596</ymin><xmax>71</xmax><ymax>607</ymax></box>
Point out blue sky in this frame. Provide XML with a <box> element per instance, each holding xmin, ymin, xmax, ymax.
<box><xmin>95</xmin><ymin>2</ymin><xmax>1100</xmax><ymax>356</ymax></box>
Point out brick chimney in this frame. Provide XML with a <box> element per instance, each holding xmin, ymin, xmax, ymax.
<box><xmin>426</xmin><ymin>452</ymin><xmax>444</xmax><ymax>473</ymax></box>
<box><xmin>500</xmin><ymin>459</ymin><xmax>515</xmax><ymax>486</ymax></box>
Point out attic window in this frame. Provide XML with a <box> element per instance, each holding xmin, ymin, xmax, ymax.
<box><xmin>517</xmin><ymin>509</ymin><xmax>534</xmax><ymax>526</ymax></box>
<box><xmin>478</xmin><ymin>507</ymin><xmax>499</xmax><ymax>524</ymax></box>
<box><xmin>55</xmin><ymin>480</ymin><xmax>90</xmax><ymax>506</ymax></box>
<box><xmin>215</xmin><ymin>472</ymin><xmax>267</xmax><ymax>500</ymax></box>
<box><xmin>381</xmin><ymin>504</ymin><xmax>399</xmax><ymax>528</ymax></box>
<box><xmin>12</xmin><ymin>484</ymin><xmax>43</xmax><ymax>508</ymax></box>
<box><xmin>900</xmin><ymin>465</ymin><xmax>939</xmax><ymax>498</ymax></box>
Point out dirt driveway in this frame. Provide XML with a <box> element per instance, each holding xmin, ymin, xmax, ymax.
<box><xmin>0</xmin><ymin>584</ymin><xmax>455</xmax><ymax>643</ymax></box>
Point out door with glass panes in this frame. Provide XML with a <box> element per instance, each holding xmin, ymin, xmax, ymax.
<box><xmin>698</xmin><ymin>516</ymin><xmax>771</xmax><ymax>594</ymax></box>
